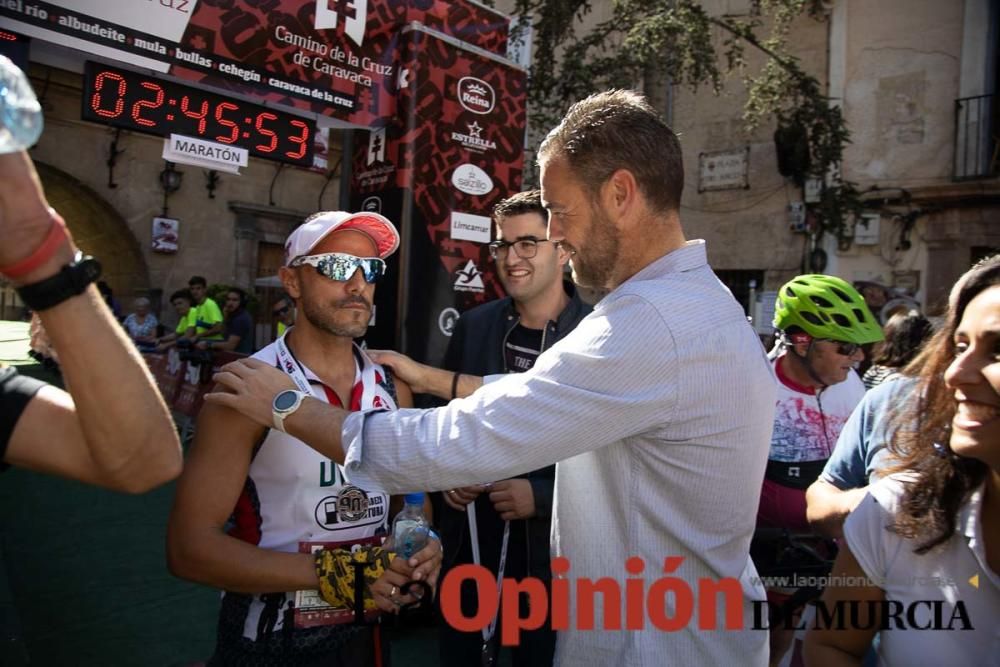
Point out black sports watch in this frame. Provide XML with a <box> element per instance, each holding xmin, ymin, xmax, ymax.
<box><xmin>16</xmin><ymin>251</ymin><xmax>102</xmax><ymax>311</ymax></box>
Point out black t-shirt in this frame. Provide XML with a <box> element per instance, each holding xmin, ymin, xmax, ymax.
<box><xmin>503</xmin><ymin>324</ymin><xmax>544</xmax><ymax>373</ymax></box>
<box><xmin>225</xmin><ymin>310</ymin><xmax>255</xmax><ymax>355</ymax></box>
<box><xmin>0</xmin><ymin>366</ymin><xmax>47</xmax><ymax>462</ymax></box>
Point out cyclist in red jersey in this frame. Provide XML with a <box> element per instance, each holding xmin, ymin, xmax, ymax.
<box><xmin>755</xmin><ymin>275</ymin><xmax>883</xmax><ymax>666</ymax></box>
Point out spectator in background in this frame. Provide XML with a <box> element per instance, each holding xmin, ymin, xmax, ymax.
<box><xmin>197</xmin><ymin>288</ymin><xmax>254</xmax><ymax>355</ymax></box>
<box><xmin>755</xmin><ymin>274</ymin><xmax>881</xmax><ymax>664</ymax></box>
<box><xmin>861</xmin><ymin>311</ymin><xmax>932</xmax><ymax>389</ymax></box>
<box><xmin>187</xmin><ymin>275</ymin><xmax>224</xmax><ymax>343</ymax></box>
<box><xmin>805</xmin><ymin>255</ymin><xmax>1000</xmax><ymax>665</ymax></box>
<box><xmin>807</xmin><ymin>268</ymin><xmax>971</xmax><ymax>540</ymax></box>
<box><xmin>156</xmin><ymin>289</ymin><xmax>195</xmax><ymax>350</ymax></box>
<box><xmin>272</xmin><ymin>294</ymin><xmax>295</xmax><ymax>338</ymax></box>
<box><xmin>123</xmin><ymin>296</ymin><xmax>158</xmax><ymax>351</ymax></box>
<box><xmin>435</xmin><ymin>189</ymin><xmax>589</xmax><ymax>667</ymax></box>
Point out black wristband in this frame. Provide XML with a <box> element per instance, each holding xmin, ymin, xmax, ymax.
<box><xmin>451</xmin><ymin>372</ymin><xmax>460</xmax><ymax>400</ymax></box>
<box><xmin>16</xmin><ymin>252</ymin><xmax>102</xmax><ymax>312</ymax></box>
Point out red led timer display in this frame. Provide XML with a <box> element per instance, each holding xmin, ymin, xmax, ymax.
<box><xmin>82</xmin><ymin>62</ymin><xmax>316</xmax><ymax>167</ymax></box>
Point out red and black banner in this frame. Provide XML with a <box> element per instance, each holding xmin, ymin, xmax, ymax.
<box><xmin>350</xmin><ymin>24</ymin><xmax>526</xmax><ymax>364</ymax></box>
<box><xmin>0</xmin><ymin>0</ymin><xmax>511</xmax><ymax>128</ymax></box>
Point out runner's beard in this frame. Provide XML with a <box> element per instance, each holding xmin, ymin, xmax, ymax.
<box><xmin>301</xmin><ymin>296</ymin><xmax>370</xmax><ymax>339</ymax></box>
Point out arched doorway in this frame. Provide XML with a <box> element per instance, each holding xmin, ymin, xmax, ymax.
<box><xmin>34</xmin><ymin>161</ymin><xmax>149</xmax><ymax>306</ymax></box>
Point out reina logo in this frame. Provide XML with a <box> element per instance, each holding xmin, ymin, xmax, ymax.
<box><xmin>452</xmin><ymin>164</ymin><xmax>493</xmax><ymax>196</ymax></box>
<box><xmin>457</xmin><ymin>77</ymin><xmax>495</xmax><ymax>115</ymax></box>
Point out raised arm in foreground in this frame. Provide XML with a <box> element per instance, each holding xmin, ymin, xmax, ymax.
<box><xmin>2</xmin><ymin>151</ymin><xmax>181</xmax><ymax>492</ymax></box>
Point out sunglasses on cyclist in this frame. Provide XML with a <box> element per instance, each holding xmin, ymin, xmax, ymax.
<box><xmin>291</xmin><ymin>253</ymin><xmax>386</xmax><ymax>284</ymax></box>
<box><xmin>818</xmin><ymin>339</ymin><xmax>861</xmax><ymax>357</ymax></box>
<box><xmin>272</xmin><ymin>305</ymin><xmax>290</xmax><ymax>317</ymax></box>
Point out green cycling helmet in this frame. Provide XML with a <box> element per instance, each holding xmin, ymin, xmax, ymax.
<box><xmin>773</xmin><ymin>274</ymin><xmax>884</xmax><ymax>344</ymax></box>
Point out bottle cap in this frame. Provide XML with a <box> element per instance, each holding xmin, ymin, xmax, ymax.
<box><xmin>403</xmin><ymin>492</ymin><xmax>424</xmax><ymax>505</ymax></box>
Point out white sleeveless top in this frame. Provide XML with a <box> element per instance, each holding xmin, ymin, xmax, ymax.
<box><xmin>224</xmin><ymin>338</ymin><xmax>397</xmax><ymax>642</ymax></box>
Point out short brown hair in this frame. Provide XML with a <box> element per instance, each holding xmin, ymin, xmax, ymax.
<box><xmin>493</xmin><ymin>190</ymin><xmax>545</xmax><ymax>222</ymax></box>
<box><xmin>538</xmin><ymin>89</ymin><xmax>683</xmax><ymax>213</ymax></box>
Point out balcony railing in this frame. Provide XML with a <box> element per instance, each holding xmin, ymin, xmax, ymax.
<box><xmin>955</xmin><ymin>94</ymin><xmax>996</xmax><ymax>180</ymax></box>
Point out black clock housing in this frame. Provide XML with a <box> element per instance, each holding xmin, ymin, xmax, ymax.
<box><xmin>82</xmin><ymin>62</ymin><xmax>316</xmax><ymax>168</ymax></box>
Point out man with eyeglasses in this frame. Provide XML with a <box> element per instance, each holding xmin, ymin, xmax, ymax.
<box><xmin>754</xmin><ymin>274</ymin><xmax>883</xmax><ymax>664</ymax></box>
<box><xmin>432</xmin><ymin>190</ymin><xmax>589</xmax><ymax>667</ymax></box>
<box><xmin>167</xmin><ymin>212</ymin><xmax>442</xmax><ymax>666</ymax></box>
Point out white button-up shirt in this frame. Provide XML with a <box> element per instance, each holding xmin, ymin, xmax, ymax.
<box><xmin>344</xmin><ymin>240</ymin><xmax>776</xmax><ymax>666</ymax></box>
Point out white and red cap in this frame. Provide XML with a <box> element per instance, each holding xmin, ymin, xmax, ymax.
<box><xmin>284</xmin><ymin>211</ymin><xmax>400</xmax><ymax>265</ymax></box>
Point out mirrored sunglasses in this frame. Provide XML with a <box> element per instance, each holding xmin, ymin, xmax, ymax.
<box><xmin>291</xmin><ymin>253</ymin><xmax>386</xmax><ymax>284</ymax></box>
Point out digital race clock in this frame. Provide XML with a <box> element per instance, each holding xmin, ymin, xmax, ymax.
<box><xmin>81</xmin><ymin>62</ymin><xmax>316</xmax><ymax>168</ymax></box>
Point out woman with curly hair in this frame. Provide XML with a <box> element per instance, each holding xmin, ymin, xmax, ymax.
<box><xmin>805</xmin><ymin>256</ymin><xmax>1000</xmax><ymax>665</ymax></box>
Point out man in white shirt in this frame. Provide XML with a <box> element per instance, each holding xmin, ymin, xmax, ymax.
<box><xmin>206</xmin><ymin>90</ymin><xmax>777</xmax><ymax>666</ymax></box>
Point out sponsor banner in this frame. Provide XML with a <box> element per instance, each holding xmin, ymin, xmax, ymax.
<box><xmin>449</xmin><ymin>120</ymin><xmax>497</xmax><ymax>154</ymax></box>
<box><xmin>451</xmin><ymin>164</ymin><xmax>493</xmax><ymax>196</ymax></box>
<box><xmin>162</xmin><ymin>133</ymin><xmax>248</xmax><ymax>173</ymax></box>
<box><xmin>349</xmin><ymin>24</ymin><xmax>525</xmax><ymax>364</ymax></box>
<box><xmin>0</xmin><ymin>0</ymin><xmax>511</xmax><ymax>128</ymax></box>
<box><xmin>438</xmin><ymin>307</ymin><xmax>459</xmax><ymax>337</ymax></box>
<box><xmin>450</xmin><ymin>211</ymin><xmax>491</xmax><ymax>243</ymax></box>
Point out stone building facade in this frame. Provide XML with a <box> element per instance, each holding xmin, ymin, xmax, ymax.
<box><xmin>504</xmin><ymin>0</ymin><xmax>1000</xmax><ymax>323</ymax></box>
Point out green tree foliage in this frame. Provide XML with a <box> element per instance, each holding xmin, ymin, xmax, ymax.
<box><xmin>511</xmin><ymin>0</ymin><xmax>861</xmax><ymax>242</ymax></box>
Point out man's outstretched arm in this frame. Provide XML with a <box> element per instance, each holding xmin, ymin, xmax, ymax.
<box><xmin>206</xmin><ymin>357</ymin><xmax>352</xmax><ymax>462</ymax></box>
<box><xmin>1</xmin><ymin>151</ymin><xmax>181</xmax><ymax>492</ymax></box>
<box><xmin>367</xmin><ymin>350</ymin><xmax>483</xmax><ymax>399</ymax></box>
<box><xmin>207</xmin><ymin>299</ymin><xmax>690</xmax><ymax>495</ymax></box>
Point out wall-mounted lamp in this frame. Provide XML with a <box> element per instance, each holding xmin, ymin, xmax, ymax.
<box><xmin>204</xmin><ymin>170</ymin><xmax>220</xmax><ymax>199</ymax></box>
<box><xmin>159</xmin><ymin>161</ymin><xmax>183</xmax><ymax>216</ymax></box>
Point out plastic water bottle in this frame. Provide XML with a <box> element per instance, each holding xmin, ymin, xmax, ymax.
<box><xmin>0</xmin><ymin>55</ymin><xmax>43</xmax><ymax>154</ymax></box>
<box><xmin>391</xmin><ymin>493</ymin><xmax>430</xmax><ymax>559</ymax></box>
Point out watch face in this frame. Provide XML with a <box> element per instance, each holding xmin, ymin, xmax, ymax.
<box><xmin>274</xmin><ymin>390</ymin><xmax>299</xmax><ymax>411</ymax></box>
<box><xmin>82</xmin><ymin>257</ymin><xmax>102</xmax><ymax>280</ymax></box>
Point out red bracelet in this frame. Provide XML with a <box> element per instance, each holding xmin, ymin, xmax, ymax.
<box><xmin>0</xmin><ymin>212</ymin><xmax>70</xmax><ymax>279</ymax></box>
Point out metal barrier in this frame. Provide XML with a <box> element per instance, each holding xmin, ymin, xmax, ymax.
<box><xmin>144</xmin><ymin>348</ymin><xmax>248</xmax><ymax>420</ymax></box>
